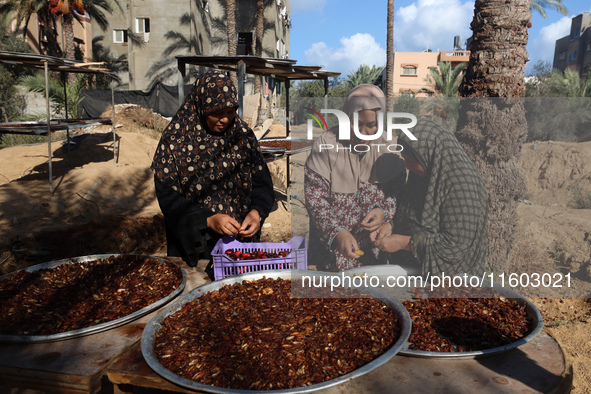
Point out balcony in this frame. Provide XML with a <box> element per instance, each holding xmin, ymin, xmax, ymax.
<box><xmin>439</xmin><ymin>50</ymin><xmax>470</xmax><ymax>63</ymax></box>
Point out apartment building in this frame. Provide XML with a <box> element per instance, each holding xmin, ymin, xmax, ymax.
<box><xmin>553</xmin><ymin>12</ymin><xmax>591</xmax><ymax>78</ymax></box>
<box><xmin>100</xmin><ymin>0</ymin><xmax>291</xmax><ymax>90</ymax></box>
<box><xmin>9</xmin><ymin>12</ymin><xmax>93</xmax><ymax>62</ymax></box>
<box><xmin>378</xmin><ymin>49</ymin><xmax>469</xmax><ymax>97</ymax></box>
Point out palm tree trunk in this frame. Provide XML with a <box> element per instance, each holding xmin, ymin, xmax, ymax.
<box><xmin>62</xmin><ymin>14</ymin><xmax>76</xmax><ymax>60</ymax></box>
<box><xmin>62</xmin><ymin>14</ymin><xmax>77</xmax><ymax>83</ymax></box>
<box><xmin>39</xmin><ymin>10</ymin><xmax>62</xmax><ymax>58</ymax></box>
<box><xmin>253</xmin><ymin>0</ymin><xmax>264</xmax><ymax>96</ymax></box>
<box><xmin>456</xmin><ymin>0</ymin><xmax>532</xmax><ymax>274</ymax></box>
<box><xmin>225</xmin><ymin>0</ymin><xmax>238</xmax><ymax>87</ymax></box>
<box><xmin>386</xmin><ymin>0</ymin><xmax>395</xmax><ymax>104</ymax></box>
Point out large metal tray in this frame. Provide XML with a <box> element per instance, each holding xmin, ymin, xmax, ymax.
<box><xmin>398</xmin><ymin>282</ymin><xmax>544</xmax><ymax>359</ymax></box>
<box><xmin>142</xmin><ymin>269</ymin><xmax>412</xmax><ymax>393</ymax></box>
<box><xmin>259</xmin><ymin>137</ymin><xmax>313</xmax><ymax>155</ymax></box>
<box><xmin>0</xmin><ymin>254</ymin><xmax>186</xmax><ymax>343</ymax></box>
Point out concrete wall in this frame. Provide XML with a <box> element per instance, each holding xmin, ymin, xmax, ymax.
<box><xmin>93</xmin><ymin>0</ymin><xmax>291</xmax><ymax>92</ymax></box>
<box><xmin>378</xmin><ymin>50</ymin><xmax>469</xmax><ymax>97</ymax></box>
<box><xmin>553</xmin><ymin>13</ymin><xmax>591</xmax><ymax>78</ymax></box>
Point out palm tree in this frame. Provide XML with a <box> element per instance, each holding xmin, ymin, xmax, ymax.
<box><xmin>386</xmin><ymin>0</ymin><xmax>395</xmax><ymax>104</ymax></box>
<box><xmin>456</xmin><ymin>0</ymin><xmax>531</xmax><ymax>274</ymax></box>
<box><xmin>0</xmin><ymin>16</ymin><xmax>34</xmax><ymax>122</ymax></box>
<box><xmin>253</xmin><ymin>0</ymin><xmax>265</xmax><ymax>96</ymax></box>
<box><xmin>543</xmin><ymin>69</ymin><xmax>591</xmax><ymax>97</ymax></box>
<box><xmin>346</xmin><ymin>64</ymin><xmax>383</xmax><ymax>88</ymax></box>
<box><xmin>426</xmin><ymin>61</ymin><xmax>467</xmax><ymax>97</ymax></box>
<box><xmin>0</xmin><ymin>0</ymin><xmax>62</xmax><ymax>56</ymax></box>
<box><xmin>1</xmin><ymin>0</ymin><xmax>123</xmax><ymax>60</ymax></box>
<box><xmin>47</xmin><ymin>1</ymin><xmax>85</xmax><ymax>61</ymax></box>
<box><xmin>90</xmin><ymin>35</ymin><xmax>128</xmax><ymax>89</ymax></box>
<box><xmin>530</xmin><ymin>0</ymin><xmax>567</xmax><ymax>19</ymax></box>
<box><xmin>225</xmin><ymin>0</ymin><xmax>238</xmax><ymax>87</ymax></box>
<box><xmin>21</xmin><ymin>72</ymin><xmax>87</xmax><ymax>118</ymax></box>
<box><xmin>49</xmin><ymin>0</ymin><xmax>123</xmax><ymax>61</ymax></box>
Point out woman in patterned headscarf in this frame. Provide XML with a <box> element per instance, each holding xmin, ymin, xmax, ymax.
<box><xmin>304</xmin><ymin>84</ymin><xmax>401</xmax><ymax>272</ymax></box>
<box><xmin>371</xmin><ymin>120</ymin><xmax>488</xmax><ymax>276</ymax></box>
<box><xmin>151</xmin><ymin>71</ymin><xmax>274</xmax><ymax>267</ymax></box>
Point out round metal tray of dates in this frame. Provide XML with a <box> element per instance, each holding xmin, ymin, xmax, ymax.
<box><xmin>398</xmin><ymin>283</ymin><xmax>543</xmax><ymax>358</ymax></box>
<box><xmin>0</xmin><ymin>254</ymin><xmax>186</xmax><ymax>343</ymax></box>
<box><xmin>142</xmin><ymin>269</ymin><xmax>412</xmax><ymax>393</ymax></box>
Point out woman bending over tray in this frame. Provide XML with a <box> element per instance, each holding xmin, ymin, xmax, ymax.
<box><xmin>151</xmin><ymin>71</ymin><xmax>275</xmax><ymax>268</ymax></box>
<box><xmin>371</xmin><ymin>120</ymin><xmax>488</xmax><ymax>276</ymax></box>
<box><xmin>305</xmin><ymin>84</ymin><xmax>402</xmax><ymax>272</ymax></box>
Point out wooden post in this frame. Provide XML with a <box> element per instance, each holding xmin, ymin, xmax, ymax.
<box><xmin>44</xmin><ymin>61</ymin><xmax>53</xmax><ymax>194</ymax></box>
<box><xmin>285</xmin><ymin>79</ymin><xmax>290</xmax><ymax>137</ymax></box>
<box><xmin>112</xmin><ymin>83</ymin><xmax>117</xmax><ymax>163</ymax></box>
<box><xmin>177</xmin><ymin>60</ymin><xmax>186</xmax><ymax>108</ymax></box>
<box><xmin>237</xmin><ymin>61</ymin><xmax>245</xmax><ymax>120</ymax></box>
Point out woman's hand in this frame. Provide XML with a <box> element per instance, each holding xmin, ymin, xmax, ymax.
<box><xmin>333</xmin><ymin>230</ymin><xmax>362</xmax><ymax>260</ymax></box>
<box><xmin>370</xmin><ymin>222</ymin><xmax>392</xmax><ymax>242</ymax></box>
<box><xmin>207</xmin><ymin>213</ymin><xmax>241</xmax><ymax>236</ymax></box>
<box><xmin>373</xmin><ymin>234</ymin><xmax>411</xmax><ymax>253</ymax></box>
<box><xmin>239</xmin><ymin>209</ymin><xmax>261</xmax><ymax>238</ymax></box>
<box><xmin>359</xmin><ymin>208</ymin><xmax>384</xmax><ymax>232</ymax></box>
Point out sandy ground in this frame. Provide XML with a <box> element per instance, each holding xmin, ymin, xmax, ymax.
<box><xmin>1</xmin><ymin>105</ymin><xmax>590</xmax><ymax>392</ymax></box>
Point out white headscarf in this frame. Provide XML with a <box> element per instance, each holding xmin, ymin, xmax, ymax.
<box><xmin>306</xmin><ymin>84</ymin><xmax>390</xmax><ymax>193</ymax></box>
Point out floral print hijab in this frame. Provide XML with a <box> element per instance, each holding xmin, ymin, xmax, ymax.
<box><xmin>151</xmin><ymin>71</ymin><xmax>267</xmax><ymax>221</ymax></box>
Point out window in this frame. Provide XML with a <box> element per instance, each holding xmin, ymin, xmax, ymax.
<box><xmin>136</xmin><ymin>18</ymin><xmax>150</xmax><ymax>33</ymax></box>
<box><xmin>237</xmin><ymin>32</ymin><xmax>253</xmax><ymax>56</ymax></box>
<box><xmin>576</xmin><ymin>28</ymin><xmax>580</xmax><ymax>37</ymax></box>
<box><xmin>135</xmin><ymin>18</ymin><xmax>150</xmax><ymax>42</ymax></box>
<box><xmin>559</xmin><ymin>51</ymin><xmax>566</xmax><ymax>60</ymax></box>
<box><xmin>401</xmin><ymin>65</ymin><xmax>417</xmax><ymax>76</ymax></box>
<box><xmin>276</xmin><ymin>39</ymin><xmax>285</xmax><ymax>58</ymax></box>
<box><xmin>587</xmin><ymin>43</ymin><xmax>591</xmax><ymax>51</ymax></box>
<box><xmin>113</xmin><ymin>29</ymin><xmax>128</xmax><ymax>44</ymax></box>
<box><xmin>573</xmin><ymin>51</ymin><xmax>577</xmax><ymax>59</ymax></box>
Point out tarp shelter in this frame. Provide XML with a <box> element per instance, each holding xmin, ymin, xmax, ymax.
<box><xmin>0</xmin><ymin>51</ymin><xmax>119</xmax><ymax>193</ymax></box>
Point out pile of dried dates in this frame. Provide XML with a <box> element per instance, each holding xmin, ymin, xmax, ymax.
<box><xmin>403</xmin><ymin>287</ymin><xmax>531</xmax><ymax>352</ymax></box>
<box><xmin>154</xmin><ymin>277</ymin><xmax>400</xmax><ymax>390</ymax></box>
<box><xmin>224</xmin><ymin>249</ymin><xmax>291</xmax><ymax>260</ymax></box>
<box><xmin>0</xmin><ymin>255</ymin><xmax>183</xmax><ymax>336</ymax></box>
<box><xmin>259</xmin><ymin>140</ymin><xmax>313</xmax><ymax>151</ymax></box>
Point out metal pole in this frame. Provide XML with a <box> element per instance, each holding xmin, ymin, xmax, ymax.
<box><xmin>285</xmin><ymin>79</ymin><xmax>291</xmax><ymax>211</ymax></box>
<box><xmin>62</xmin><ymin>72</ymin><xmax>70</xmax><ymax>154</ymax></box>
<box><xmin>237</xmin><ymin>61</ymin><xmax>245</xmax><ymax>120</ymax></box>
<box><xmin>44</xmin><ymin>61</ymin><xmax>53</xmax><ymax>194</ymax></box>
<box><xmin>285</xmin><ymin>79</ymin><xmax>290</xmax><ymax>137</ymax></box>
<box><xmin>112</xmin><ymin>83</ymin><xmax>117</xmax><ymax>163</ymax></box>
<box><xmin>324</xmin><ymin>78</ymin><xmax>329</xmax><ymax>109</ymax></box>
<box><xmin>178</xmin><ymin>60</ymin><xmax>185</xmax><ymax>108</ymax></box>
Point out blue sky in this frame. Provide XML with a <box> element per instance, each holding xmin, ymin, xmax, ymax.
<box><xmin>288</xmin><ymin>0</ymin><xmax>591</xmax><ymax>77</ymax></box>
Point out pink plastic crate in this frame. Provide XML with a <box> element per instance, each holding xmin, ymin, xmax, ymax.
<box><xmin>211</xmin><ymin>236</ymin><xmax>308</xmax><ymax>280</ymax></box>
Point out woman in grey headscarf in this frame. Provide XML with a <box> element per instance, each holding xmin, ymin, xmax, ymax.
<box><xmin>305</xmin><ymin>84</ymin><xmax>401</xmax><ymax>271</ymax></box>
<box><xmin>371</xmin><ymin>120</ymin><xmax>488</xmax><ymax>276</ymax></box>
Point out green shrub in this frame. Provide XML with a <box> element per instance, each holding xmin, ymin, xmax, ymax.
<box><xmin>569</xmin><ymin>187</ymin><xmax>591</xmax><ymax>209</ymax></box>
